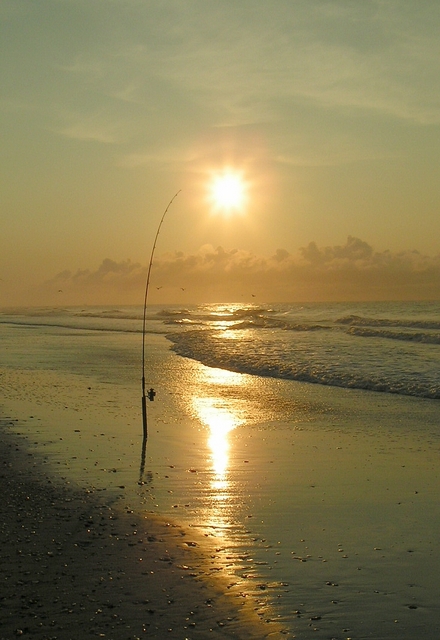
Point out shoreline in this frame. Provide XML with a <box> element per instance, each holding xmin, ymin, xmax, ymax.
<box><xmin>2</xmin><ymin>318</ymin><xmax>440</xmax><ymax>639</ymax></box>
<box><xmin>0</xmin><ymin>416</ymin><xmax>286</xmax><ymax>640</ymax></box>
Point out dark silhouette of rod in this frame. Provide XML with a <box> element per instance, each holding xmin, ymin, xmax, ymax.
<box><xmin>141</xmin><ymin>190</ymin><xmax>181</xmax><ymax>439</ymax></box>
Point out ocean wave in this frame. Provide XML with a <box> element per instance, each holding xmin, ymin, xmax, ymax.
<box><xmin>336</xmin><ymin>314</ymin><xmax>440</xmax><ymax>331</ymax></box>
<box><xmin>229</xmin><ymin>317</ymin><xmax>329</xmax><ymax>331</ymax></box>
<box><xmin>166</xmin><ymin>330</ymin><xmax>440</xmax><ymax>400</ymax></box>
<box><xmin>347</xmin><ymin>326</ymin><xmax>440</xmax><ymax>344</ymax></box>
<box><xmin>158</xmin><ymin>305</ymin><xmax>276</xmax><ymax>324</ymax></box>
<box><xmin>0</xmin><ymin>317</ymin><xmax>175</xmax><ymax>336</ymax></box>
<box><xmin>75</xmin><ymin>310</ymin><xmax>143</xmax><ymax>321</ymax></box>
<box><xmin>157</xmin><ymin>306</ymin><xmax>330</xmax><ymax>331</ymax></box>
<box><xmin>0</xmin><ymin>319</ymin><xmax>143</xmax><ymax>334</ymax></box>
<box><xmin>155</xmin><ymin>308</ymin><xmax>193</xmax><ymax>318</ymax></box>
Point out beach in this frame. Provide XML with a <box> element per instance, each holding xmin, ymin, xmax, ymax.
<box><xmin>0</xmin><ymin>417</ymin><xmax>285</xmax><ymax>640</ymax></box>
<box><xmin>1</xmin><ymin>304</ymin><xmax>440</xmax><ymax>639</ymax></box>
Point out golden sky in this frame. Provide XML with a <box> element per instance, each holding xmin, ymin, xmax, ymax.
<box><xmin>1</xmin><ymin>1</ymin><xmax>440</xmax><ymax>305</ymax></box>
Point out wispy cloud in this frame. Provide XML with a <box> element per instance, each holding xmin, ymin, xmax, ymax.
<box><xmin>41</xmin><ymin>238</ymin><xmax>440</xmax><ymax>304</ymax></box>
<box><xmin>123</xmin><ymin>1</ymin><xmax>440</xmax><ymax>126</ymax></box>
<box><xmin>51</xmin><ymin>1</ymin><xmax>440</xmax><ymax>154</ymax></box>
<box><xmin>57</xmin><ymin>120</ymin><xmax>121</xmax><ymax>144</ymax></box>
<box><xmin>53</xmin><ymin>103</ymin><xmax>130</xmax><ymax>144</ymax></box>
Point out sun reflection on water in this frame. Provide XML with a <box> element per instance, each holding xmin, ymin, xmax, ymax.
<box><xmin>195</xmin><ymin>396</ymin><xmax>241</xmax><ymax>477</ymax></box>
<box><xmin>182</xmin><ymin>361</ymin><xmax>274</xmax><ymax>611</ymax></box>
<box><xmin>191</xmin><ymin>367</ymin><xmax>247</xmax><ymax>533</ymax></box>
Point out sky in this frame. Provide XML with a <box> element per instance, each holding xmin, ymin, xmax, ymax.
<box><xmin>1</xmin><ymin>0</ymin><xmax>440</xmax><ymax>305</ymax></box>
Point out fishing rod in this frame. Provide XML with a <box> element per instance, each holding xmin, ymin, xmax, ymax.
<box><xmin>141</xmin><ymin>190</ymin><xmax>181</xmax><ymax>439</ymax></box>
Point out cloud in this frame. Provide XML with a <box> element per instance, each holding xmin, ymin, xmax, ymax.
<box><xmin>41</xmin><ymin>238</ymin><xmax>440</xmax><ymax>304</ymax></box>
<box><xmin>51</xmin><ymin>1</ymin><xmax>440</xmax><ymax>151</ymax></box>
<box><xmin>56</xmin><ymin>113</ymin><xmax>124</xmax><ymax>144</ymax></box>
<box><xmin>41</xmin><ymin>259</ymin><xmax>146</xmax><ymax>304</ymax></box>
<box><xmin>127</xmin><ymin>1</ymin><xmax>440</xmax><ymax>126</ymax></box>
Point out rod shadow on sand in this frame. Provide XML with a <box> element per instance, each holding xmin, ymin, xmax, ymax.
<box><xmin>138</xmin><ymin>436</ymin><xmax>152</xmax><ymax>485</ymax></box>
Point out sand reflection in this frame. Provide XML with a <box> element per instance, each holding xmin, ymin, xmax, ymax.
<box><xmin>191</xmin><ymin>367</ymin><xmax>246</xmax><ymax>533</ymax></box>
<box><xmin>196</xmin><ymin>398</ymin><xmax>239</xmax><ymax>477</ymax></box>
<box><xmin>192</xmin><ymin>368</ymin><xmax>244</xmax><ymax>474</ymax></box>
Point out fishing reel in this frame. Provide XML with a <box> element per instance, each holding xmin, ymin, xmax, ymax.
<box><xmin>147</xmin><ymin>388</ymin><xmax>156</xmax><ymax>401</ymax></box>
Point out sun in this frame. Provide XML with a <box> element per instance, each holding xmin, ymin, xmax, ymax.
<box><xmin>209</xmin><ymin>171</ymin><xmax>247</xmax><ymax>213</ymax></box>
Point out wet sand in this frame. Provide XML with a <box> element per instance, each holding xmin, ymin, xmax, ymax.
<box><xmin>0</xmin><ymin>420</ymin><xmax>285</xmax><ymax>640</ymax></box>
<box><xmin>1</xmin><ymin>331</ymin><xmax>440</xmax><ymax>639</ymax></box>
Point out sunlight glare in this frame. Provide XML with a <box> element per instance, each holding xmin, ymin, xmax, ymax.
<box><xmin>209</xmin><ymin>171</ymin><xmax>247</xmax><ymax>213</ymax></box>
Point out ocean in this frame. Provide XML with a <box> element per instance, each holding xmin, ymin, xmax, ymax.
<box><xmin>1</xmin><ymin>301</ymin><xmax>440</xmax><ymax>638</ymax></box>
<box><xmin>2</xmin><ymin>301</ymin><xmax>439</xmax><ymax>397</ymax></box>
